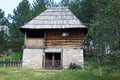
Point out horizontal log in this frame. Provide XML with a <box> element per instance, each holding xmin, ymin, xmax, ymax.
<box><xmin>45</xmin><ymin>39</ymin><xmax>84</xmax><ymax>43</ymax></box>
<box><xmin>46</xmin><ymin>45</ymin><xmax>82</xmax><ymax>48</ymax></box>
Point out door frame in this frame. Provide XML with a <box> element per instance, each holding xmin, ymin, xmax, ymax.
<box><xmin>44</xmin><ymin>52</ymin><xmax>62</xmax><ymax>69</ymax></box>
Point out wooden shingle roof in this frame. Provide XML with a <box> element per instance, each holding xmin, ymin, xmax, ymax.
<box><xmin>20</xmin><ymin>7</ymin><xmax>87</xmax><ymax>30</ymax></box>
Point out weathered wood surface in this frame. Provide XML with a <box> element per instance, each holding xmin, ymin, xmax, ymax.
<box><xmin>45</xmin><ymin>29</ymin><xmax>84</xmax><ymax>48</ymax></box>
<box><xmin>0</xmin><ymin>60</ymin><xmax>22</xmax><ymax>67</ymax></box>
<box><xmin>45</xmin><ymin>39</ymin><xmax>84</xmax><ymax>48</ymax></box>
<box><xmin>24</xmin><ymin>29</ymin><xmax>84</xmax><ymax>48</ymax></box>
<box><xmin>25</xmin><ymin>38</ymin><xmax>44</xmax><ymax>48</ymax></box>
<box><xmin>20</xmin><ymin>7</ymin><xmax>87</xmax><ymax>30</ymax></box>
<box><xmin>45</xmin><ymin>60</ymin><xmax>61</xmax><ymax>69</ymax></box>
<box><xmin>46</xmin><ymin>29</ymin><xmax>84</xmax><ymax>40</ymax></box>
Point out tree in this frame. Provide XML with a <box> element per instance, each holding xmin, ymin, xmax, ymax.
<box><xmin>8</xmin><ymin>0</ymin><xmax>32</xmax><ymax>52</ymax></box>
<box><xmin>0</xmin><ymin>9</ymin><xmax>8</xmax><ymax>53</ymax></box>
<box><xmin>0</xmin><ymin>30</ymin><xmax>8</xmax><ymax>53</ymax></box>
<box><xmin>32</xmin><ymin>0</ymin><xmax>47</xmax><ymax>17</ymax></box>
<box><xmin>87</xmin><ymin>0</ymin><xmax>120</xmax><ymax>73</ymax></box>
<box><xmin>89</xmin><ymin>0</ymin><xmax>120</xmax><ymax>53</ymax></box>
<box><xmin>45</xmin><ymin>0</ymin><xmax>55</xmax><ymax>7</ymax></box>
<box><xmin>59</xmin><ymin>0</ymin><xmax>70</xmax><ymax>6</ymax></box>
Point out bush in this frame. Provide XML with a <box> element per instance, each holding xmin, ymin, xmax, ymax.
<box><xmin>68</xmin><ymin>63</ymin><xmax>82</xmax><ymax>70</ymax></box>
<box><xmin>103</xmin><ymin>50</ymin><xmax>120</xmax><ymax>72</ymax></box>
<box><xmin>0</xmin><ymin>52</ymin><xmax>22</xmax><ymax>61</ymax></box>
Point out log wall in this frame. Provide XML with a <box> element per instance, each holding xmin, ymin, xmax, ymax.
<box><xmin>25</xmin><ymin>38</ymin><xmax>44</xmax><ymax>48</ymax></box>
<box><xmin>24</xmin><ymin>29</ymin><xmax>84</xmax><ymax>48</ymax></box>
<box><xmin>45</xmin><ymin>29</ymin><xmax>84</xmax><ymax>48</ymax></box>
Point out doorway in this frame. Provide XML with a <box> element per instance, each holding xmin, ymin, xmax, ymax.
<box><xmin>45</xmin><ymin>53</ymin><xmax>61</xmax><ymax>69</ymax></box>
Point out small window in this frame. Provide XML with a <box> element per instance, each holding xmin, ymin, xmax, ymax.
<box><xmin>27</xmin><ymin>32</ymin><xmax>44</xmax><ymax>38</ymax></box>
<box><xmin>62</xmin><ymin>32</ymin><xmax>69</xmax><ymax>37</ymax></box>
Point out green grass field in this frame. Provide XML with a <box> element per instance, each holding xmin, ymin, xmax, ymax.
<box><xmin>0</xmin><ymin>67</ymin><xmax>120</xmax><ymax>80</ymax></box>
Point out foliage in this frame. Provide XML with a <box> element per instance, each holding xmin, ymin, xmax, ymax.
<box><xmin>0</xmin><ymin>52</ymin><xmax>22</xmax><ymax>60</ymax></box>
<box><xmin>68</xmin><ymin>63</ymin><xmax>82</xmax><ymax>70</ymax></box>
<box><xmin>0</xmin><ymin>9</ymin><xmax>8</xmax><ymax>25</ymax></box>
<box><xmin>8</xmin><ymin>0</ymin><xmax>33</xmax><ymax>52</ymax></box>
<box><xmin>0</xmin><ymin>9</ymin><xmax>8</xmax><ymax>53</ymax></box>
<box><xmin>7</xmin><ymin>0</ymin><xmax>53</xmax><ymax>52</ymax></box>
<box><xmin>85</xmin><ymin>50</ymin><xmax>120</xmax><ymax>73</ymax></box>
<box><xmin>88</xmin><ymin>0</ymin><xmax>120</xmax><ymax>51</ymax></box>
<box><xmin>32</xmin><ymin>0</ymin><xmax>46</xmax><ymax>17</ymax></box>
<box><xmin>0</xmin><ymin>68</ymin><xmax>120</xmax><ymax>80</ymax></box>
<box><xmin>0</xmin><ymin>30</ymin><xmax>8</xmax><ymax>53</ymax></box>
<box><xmin>82</xmin><ymin>0</ymin><xmax>120</xmax><ymax>73</ymax></box>
<box><xmin>102</xmin><ymin>50</ymin><xmax>120</xmax><ymax>72</ymax></box>
<box><xmin>59</xmin><ymin>0</ymin><xmax>70</xmax><ymax>6</ymax></box>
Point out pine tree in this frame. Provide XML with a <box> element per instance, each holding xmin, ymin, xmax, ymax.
<box><xmin>0</xmin><ymin>30</ymin><xmax>8</xmax><ymax>53</ymax></box>
<box><xmin>0</xmin><ymin>9</ymin><xmax>8</xmax><ymax>53</ymax></box>
<box><xmin>86</xmin><ymin>0</ymin><xmax>120</xmax><ymax>72</ymax></box>
<box><xmin>60</xmin><ymin>0</ymin><xmax>70</xmax><ymax>7</ymax></box>
<box><xmin>8</xmin><ymin>0</ymin><xmax>32</xmax><ymax>52</ymax></box>
<box><xmin>88</xmin><ymin>0</ymin><xmax>120</xmax><ymax>53</ymax></box>
<box><xmin>31</xmin><ymin>0</ymin><xmax>55</xmax><ymax>17</ymax></box>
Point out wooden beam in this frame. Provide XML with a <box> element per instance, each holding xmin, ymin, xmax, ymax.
<box><xmin>52</xmin><ymin>53</ymin><xmax>55</xmax><ymax>66</ymax></box>
<box><xmin>24</xmin><ymin>32</ymin><xmax>27</xmax><ymax>47</ymax></box>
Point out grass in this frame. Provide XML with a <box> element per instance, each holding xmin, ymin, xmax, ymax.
<box><xmin>0</xmin><ymin>67</ymin><xmax>120</xmax><ymax>80</ymax></box>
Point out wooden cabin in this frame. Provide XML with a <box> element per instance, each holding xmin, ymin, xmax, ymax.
<box><xmin>20</xmin><ymin>7</ymin><xmax>87</xmax><ymax>69</ymax></box>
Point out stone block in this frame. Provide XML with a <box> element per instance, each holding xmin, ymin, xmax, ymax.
<box><xmin>62</xmin><ymin>48</ymin><xmax>83</xmax><ymax>68</ymax></box>
<box><xmin>22</xmin><ymin>49</ymin><xmax>43</xmax><ymax>68</ymax></box>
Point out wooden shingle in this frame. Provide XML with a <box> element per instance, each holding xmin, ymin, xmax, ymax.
<box><xmin>20</xmin><ymin>7</ymin><xmax>87</xmax><ymax>29</ymax></box>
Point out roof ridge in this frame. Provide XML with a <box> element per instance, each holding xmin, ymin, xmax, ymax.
<box><xmin>20</xmin><ymin>7</ymin><xmax>87</xmax><ymax>30</ymax></box>
<box><xmin>47</xmin><ymin>6</ymin><xmax>69</xmax><ymax>9</ymax></box>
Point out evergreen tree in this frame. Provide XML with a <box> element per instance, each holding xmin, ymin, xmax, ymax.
<box><xmin>0</xmin><ymin>30</ymin><xmax>8</xmax><ymax>53</ymax></box>
<box><xmin>45</xmin><ymin>0</ymin><xmax>55</xmax><ymax>7</ymax></box>
<box><xmin>88</xmin><ymin>0</ymin><xmax>120</xmax><ymax>53</ymax></box>
<box><xmin>31</xmin><ymin>0</ymin><xmax>56</xmax><ymax>17</ymax></box>
<box><xmin>60</xmin><ymin>0</ymin><xmax>70</xmax><ymax>6</ymax></box>
<box><xmin>8</xmin><ymin>0</ymin><xmax>32</xmax><ymax>52</ymax></box>
<box><xmin>0</xmin><ymin>9</ymin><xmax>8</xmax><ymax>53</ymax></box>
<box><xmin>32</xmin><ymin>0</ymin><xmax>46</xmax><ymax>17</ymax></box>
<box><xmin>86</xmin><ymin>0</ymin><xmax>120</xmax><ymax>72</ymax></box>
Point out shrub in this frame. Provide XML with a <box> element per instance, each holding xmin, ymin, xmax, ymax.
<box><xmin>0</xmin><ymin>52</ymin><xmax>22</xmax><ymax>61</ymax></box>
<box><xmin>103</xmin><ymin>50</ymin><xmax>120</xmax><ymax>72</ymax></box>
<box><xmin>68</xmin><ymin>63</ymin><xmax>82</xmax><ymax>70</ymax></box>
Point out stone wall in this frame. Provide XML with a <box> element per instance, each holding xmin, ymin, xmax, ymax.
<box><xmin>22</xmin><ymin>48</ymin><xmax>84</xmax><ymax>69</ymax></box>
<box><xmin>22</xmin><ymin>49</ymin><xmax>43</xmax><ymax>68</ymax></box>
<box><xmin>62</xmin><ymin>48</ymin><xmax>83</xmax><ymax>68</ymax></box>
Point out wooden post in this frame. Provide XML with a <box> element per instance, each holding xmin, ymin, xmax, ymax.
<box><xmin>44</xmin><ymin>32</ymin><xmax>46</xmax><ymax>48</ymax></box>
<box><xmin>43</xmin><ymin>52</ymin><xmax>46</xmax><ymax>69</ymax></box>
<box><xmin>24</xmin><ymin>32</ymin><xmax>27</xmax><ymax>48</ymax></box>
<box><xmin>52</xmin><ymin>53</ymin><xmax>55</xmax><ymax>66</ymax></box>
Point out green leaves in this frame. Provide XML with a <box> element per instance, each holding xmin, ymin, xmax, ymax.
<box><xmin>87</xmin><ymin>0</ymin><xmax>120</xmax><ymax>52</ymax></box>
<box><xmin>8</xmin><ymin>0</ymin><xmax>32</xmax><ymax>52</ymax></box>
<box><xmin>32</xmin><ymin>0</ymin><xmax>46</xmax><ymax>17</ymax></box>
<box><xmin>85</xmin><ymin>0</ymin><xmax>120</xmax><ymax>72</ymax></box>
<box><xmin>0</xmin><ymin>9</ymin><xmax>8</xmax><ymax>53</ymax></box>
<box><xmin>7</xmin><ymin>0</ymin><xmax>47</xmax><ymax>52</ymax></box>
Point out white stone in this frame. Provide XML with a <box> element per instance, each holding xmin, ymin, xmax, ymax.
<box><xmin>22</xmin><ymin>49</ymin><xmax>43</xmax><ymax>68</ymax></box>
<box><xmin>22</xmin><ymin>48</ymin><xmax>84</xmax><ymax>69</ymax></box>
<box><xmin>62</xmin><ymin>48</ymin><xmax>83</xmax><ymax>68</ymax></box>
<box><xmin>45</xmin><ymin>48</ymin><xmax>62</xmax><ymax>53</ymax></box>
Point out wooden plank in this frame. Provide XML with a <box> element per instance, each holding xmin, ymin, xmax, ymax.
<box><xmin>0</xmin><ymin>60</ymin><xmax>22</xmax><ymax>67</ymax></box>
<box><xmin>52</xmin><ymin>53</ymin><xmax>55</xmax><ymax>66</ymax></box>
<box><xmin>45</xmin><ymin>39</ymin><xmax>84</xmax><ymax>48</ymax></box>
<box><xmin>46</xmin><ymin>29</ymin><xmax>84</xmax><ymax>40</ymax></box>
<box><xmin>25</xmin><ymin>38</ymin><xmax>44</xmax><ymax>48</ymax></box>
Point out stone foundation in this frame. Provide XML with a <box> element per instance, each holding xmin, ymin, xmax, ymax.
<box><xmin>22</xmin><ymin>49</ymin><xmax>43</xmax><ymax>68</ymax></box>
<box><xmin>22</xmin><ymin>48</ymin><xmax>83</xmax><ymax>69</ymax></box>
<box><xmin>62</xmin><ymin>48</ymin><xmax>83</xmax><ymax>68</ymax></box>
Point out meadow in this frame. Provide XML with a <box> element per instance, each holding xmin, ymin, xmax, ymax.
<box><xmin>0</xmin><ymin>67</ymin><xmax>120</xmax><ymax>80</ymax></box>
